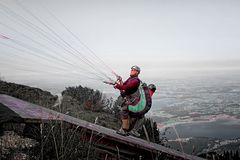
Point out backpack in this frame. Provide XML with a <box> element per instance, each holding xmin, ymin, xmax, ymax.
<box><xmin>128</xmin><ymin>82</ymin><xmax>152</xmax><ymax>116</ymax></box>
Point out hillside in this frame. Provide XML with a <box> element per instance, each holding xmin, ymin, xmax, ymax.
<box><xmin>0</xmin><ymin>80</ymin><xmax>161</xmax><ymax>159</ymax></box>
<box><xmin>0</xmin><ymin>80</ymin><xmax>57</xmax><ymax>108</ymax></box>
<box><xmin>0</xmin><ymin>80</ymin><xmax>120</xmax><ymax>129</ymax></box>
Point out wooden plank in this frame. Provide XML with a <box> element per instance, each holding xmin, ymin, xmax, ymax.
<box><xmin>0</xmin><ymin>94</ymin><xmax>205</xmax><ymax>160</ymax></box>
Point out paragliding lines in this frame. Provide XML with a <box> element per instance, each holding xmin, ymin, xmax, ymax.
<box><xmin>0</xmin><ymin>0</ymin><xmax>118</xmax><ymax>84</ymax></box>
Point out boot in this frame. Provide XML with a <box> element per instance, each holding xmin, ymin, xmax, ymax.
<box><xmin>116</xmin><ymin>128</ymin><xmax>129</xmax><ymax>136</ymax></box>
<box><xmin>129</xmin><ymin>129</ymin><xmax>140</xmax><ymax>137</ymax></box>
<box><xmin>116</xmin><ymin>119</ymin><xmax>129</xmax><ymax>136</ymax></box>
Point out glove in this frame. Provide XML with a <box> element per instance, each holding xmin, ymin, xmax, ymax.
<box><xmin>116</xmin><ymin>75</ymin><xmax>122</xmax><ymax>81</ymax></box>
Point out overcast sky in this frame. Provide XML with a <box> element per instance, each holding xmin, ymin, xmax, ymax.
<box><xmin>0</xmin><ymin>0</ymin><xmax>240</xmax><ymax>90</ymax></box>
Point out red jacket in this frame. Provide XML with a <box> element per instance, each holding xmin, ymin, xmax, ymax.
<box><xmin>115</xmin><ymin>76</ymin><xmax>140</xmax><ymax>96</ymax></box>
<box><xmin>149</xmin><ymin>89</ymin><xmax>154</xmax><ymax>97</ymax></box>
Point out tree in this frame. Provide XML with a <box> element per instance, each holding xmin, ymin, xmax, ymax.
<box><xmin>62</xmin><ymin>85</ymin><xmax>108</xmax><ymax>112</ymax></box>
<box><xmin>233</xmin><ymin>150</ymin><xmax>239</xmax><ymax>160</ymax></box>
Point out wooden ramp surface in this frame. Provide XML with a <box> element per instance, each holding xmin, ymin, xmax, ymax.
<box><xmin>0</xmin><ymin>94</ymin><xmax>205</xmax><ymax>160</ymax></box>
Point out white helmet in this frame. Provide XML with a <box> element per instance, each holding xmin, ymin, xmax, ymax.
<box><xmin>131</xmin><ymin>65</ymin><xmax>141</xmax><ymax>73</ymax></box>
